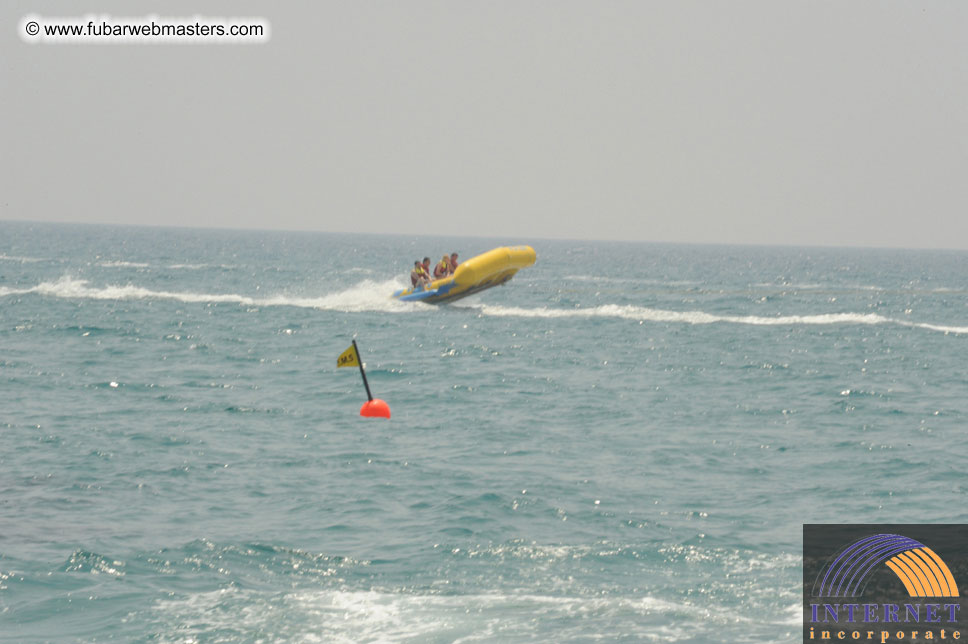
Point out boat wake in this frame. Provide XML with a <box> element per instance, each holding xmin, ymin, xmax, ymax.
<box><xmin>3</xmin><ymin>275</ymin><xmax>965</xmax><ymax>333</ymax></box>
<box><xmin>0</xmin><ymin>275</ymin><xmax>420</xmax><ymax>314</ymax></box>
<box><xmin>464</xmin><ymin>303</ymin><xmax>968</xmax><ymax>335</ymax></box>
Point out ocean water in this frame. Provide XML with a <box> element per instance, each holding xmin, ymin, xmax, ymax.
<box><xmin>1</xmin><ymin>221</ymin><xmax>967</xmax><ymax>643</ymax></box>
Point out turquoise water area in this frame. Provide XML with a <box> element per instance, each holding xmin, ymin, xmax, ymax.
<box><xmin>1</xmin><ymin>221</ymin><xmax>966</xmax><ymax>642</ymax></box>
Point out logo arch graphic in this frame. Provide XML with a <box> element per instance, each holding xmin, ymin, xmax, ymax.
<box><xmin>815</xmin><ymin>533</ymin><xmax>959</xmax><ymax>598</ymax></box>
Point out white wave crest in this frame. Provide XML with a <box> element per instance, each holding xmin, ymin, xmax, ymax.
<box><xmin>0</xmin><ymin>253</ymin><xmax>46</xmax><ymax>263</ymax></box>
<box><xmin>97</xmin><ymin>260</ymin><xmax>150</xmax><ymax>268</ymax></box>
<box><xmin>167</xmin><ymin>263</ymin><xmax>239</xmax><ymax>270</ymax></box>
<box><xmin>0</xmin><ymin>275</ymin><xmax>420</xmax><ymax>313</ymax></box>
<box><xmin>3</xmin><ymin>276</ymin><xmax>965</xmax><ymax>332</ymax></box>
<box><xmin>468</xmin><ymin>303</ymin><xmax>968</xmax><ymax>335</ymax></box>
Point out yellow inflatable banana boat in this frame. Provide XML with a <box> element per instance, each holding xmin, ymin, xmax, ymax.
<box><xmin>393</xmin><ymin>246</ymin><xmax>536</xmax><ymax>304</ymax></box>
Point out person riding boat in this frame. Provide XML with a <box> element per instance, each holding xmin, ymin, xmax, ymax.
<box><xmin>434</xmin><ymin>254</ymin><xmax>451</xmax><ymax>279</ymax></box>
<box><xmin>411</xmin><ymin>260</ymin><xmax>431</xmax><ymax>287</ymax></box>
<box><xmin>449</xmin><ymin>252</ymin><xmax>459</xmax><ymax>273</ymax></box>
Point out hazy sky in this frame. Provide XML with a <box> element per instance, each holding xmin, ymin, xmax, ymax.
<box><xmin>4</xmin><ymin>1</ymin><xmax>967</xmax><ymax>248</ymax></box>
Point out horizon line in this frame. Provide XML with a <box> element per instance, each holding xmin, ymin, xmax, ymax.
<box><xmin>2</xmin><ymin>216</ymin><xmax>966</xmax><ymax>254</ymax></box>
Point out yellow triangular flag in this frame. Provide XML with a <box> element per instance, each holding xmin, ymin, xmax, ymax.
<box><xmin>337</xmin><ymin>344</ymin><xmax>359</xmax><ymax>368</ymax></box>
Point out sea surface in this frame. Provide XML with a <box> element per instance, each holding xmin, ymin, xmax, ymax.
<box><xmin>1</xmin><ymin>221</ymin><xmax>967</xmax><ymax>643</ymax></box>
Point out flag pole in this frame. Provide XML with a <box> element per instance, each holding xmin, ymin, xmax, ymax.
<box><xmin>353</xmin><ymin>339</ymin><xmax>373</xmax><ymax>401</ymax></box>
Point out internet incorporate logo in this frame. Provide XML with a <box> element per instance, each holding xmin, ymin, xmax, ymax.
<box><xmin>815</xmin><ymin>534</ymin><xmax>959</xmax><ymax>599</ymax></box>
<box><xmin>804</xmin><ymin>525</ymin><xmax>966</xmax><ymax>644</ymax></box>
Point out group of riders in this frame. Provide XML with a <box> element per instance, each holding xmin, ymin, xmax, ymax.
<box><xmin>411</xmin><ymin>253</ymin><xmax>459</xmax><ymax>288</ymax></box>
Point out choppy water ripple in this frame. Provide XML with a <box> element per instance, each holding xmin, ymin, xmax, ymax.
<box><xmin>1</xmin><ymin>222</ymin><xmax>967</xmax><ymax>641</ymax></box>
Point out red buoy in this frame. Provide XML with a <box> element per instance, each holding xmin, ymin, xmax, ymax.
<box><xmin>360</xmin><ymin>398</ymin><xmax>391</xmax><ymax>419</ymax></box>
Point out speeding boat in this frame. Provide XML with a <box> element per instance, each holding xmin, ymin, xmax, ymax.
<box><xmin>393</xmin><ymin>246</ymin><xmax>536</xmax><ymax>304</ymax></box>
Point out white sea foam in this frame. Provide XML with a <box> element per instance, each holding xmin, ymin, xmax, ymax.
<box><xmin>563</xmin><ymin>274</ymin><xmax>701</xmax><ymax>287</ymax></box>
<box><xmin>750</xmin><ymin>282</ymin><xmax>828</xmax><ymax>290</ymax></box>
<box><xmin>468</xmin><ymin>303</ymin><xmax>968</xmax><ymax>335</ymax></box>
<box><xmin>118</xmin><ymin>540</ymin><xmax>798</xmax><ymax>643</ymax></box>
<box><xmin>0</xmin><ymin>275</ymin><xmax>419</xmax><ymax>313</ymax></box>
<box><xmin>97</xmin><ymin>260</ymin><xmax>150</xmax><ymax>268</ymax></box>
<box><xmin>150</xmin><ymin>587</ymin><xmax>718</xmax><ymax>643</ymax></box>
<box><xmin>3</xmin><ymin>276</ymin><xmax>965</xmax><ymax>333</ymax></box>
<box><xmin>167</xmin><ymin>263</ymin><xmax>239</xmax><ymax>270</ymax></box>
<box><xmin>0</xmin><ymin>253</ymin><xmax>46</xmax><ymax>263</ymax></box>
